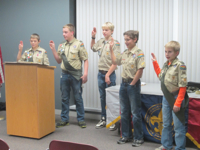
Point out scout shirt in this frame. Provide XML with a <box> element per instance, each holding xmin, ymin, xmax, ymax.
<box><xmin>18</xmin><ymin>47</ymin><xmax>49</xmax><ymax>65</ymax></box>
<box><xmin>92</xmin><ymin>38</ymin><xmax>120</xmax><ymax>71</ymax></box>
<box><xmin>115</xmin><ymin>46</ymin><xmax>145</xmax><ymax>79</ymax></box>
<box><xmin>57</xmin><ymin>38</ymin><xmax>88</xmax><ymax>71</ymax></box>
<box><xmin>158</xmin><ymin>58</ymin><xmax>187</xmax><ymax>93</ymax></box>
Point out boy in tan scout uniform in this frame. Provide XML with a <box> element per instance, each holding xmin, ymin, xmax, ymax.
<box><xmin>151</xmin><ymin>41</ymin><xmax>188</xmax><ymax>150</ymax></box>
<box><xmin>110</xmin><ymin>30</ymin><xmax>145</xmax><ymax>147</ymax></box>
<box><xmin>17</xmin><ymin>33</ymin><xmax>49</xmax><ymax>65</ymax></box>
<box><xmin>90</xmin><ymin>22</ymin><xmax>120</xmax><ymax>129</ymax></box>
<box><xmin>49</xmin><ymin>24</ymin><xmax>88</xmax><ymax>128</ymax></box>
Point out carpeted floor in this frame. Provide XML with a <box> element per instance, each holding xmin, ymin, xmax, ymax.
<box><xmin>0</xmin><ymin>111</ymin><xmax>198</xmax><ymax>150</ymax></box>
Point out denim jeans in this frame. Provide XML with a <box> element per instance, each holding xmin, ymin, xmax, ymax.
<box><xmin>60</xmin><ymin>72</ymin><xmax>84</xmax><ymax>122</ymax></box>
<box><xmin>161</xmin><ymin>96</ymin><xmax>186</xmax><ymax>150</ymax></box>
<box><xmin>98</xmin><ymin>71</ymin><xmax>116</xmax><ymax>119</ymax></box>
<box><xmin>120</xmin><ymin>79</ymin><xmax>143</xmax><ymax>140</ymax></box>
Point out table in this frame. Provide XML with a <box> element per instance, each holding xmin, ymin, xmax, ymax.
<box><xmin>106</xmin><ymin>83</ymin><xmax>200</xmax><ymax>148</ymax></box>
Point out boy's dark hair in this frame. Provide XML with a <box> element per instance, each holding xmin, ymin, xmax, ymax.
<box><xmin>30</xmin><ymin>33</ymin><xmax>40</xmax><ymax>41</ymax></box>
<box><xmin>123</xmin><ymin>30</ymin><xmax>139</xmax><ymax>43</ymax></box>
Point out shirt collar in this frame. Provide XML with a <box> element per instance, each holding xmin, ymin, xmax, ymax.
<box><xmin>164</xmin><ymin>58</ymin><xmax>179</xmax><ymax>66</ymax></box>
<box><xmin>128</xmin><ymin>45</ymin><xmax>138</xmax><ymax>54</ymax></box>
<box><xmin>65</xmin><ymin>38</ymin><xmax>76</xmax><ymax>45</ymax></box>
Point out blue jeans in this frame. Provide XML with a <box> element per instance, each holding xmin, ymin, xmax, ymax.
<box><xmin>161</xmin><ymin>96</ymin><xmax>186</xmax><ymax>150</ymax></box>
<box><xmin>60</xmin><ymin>72</ymin><xmax>84</xmax><ymax>122</ymax></box>
<box><xmin>98</xmin><ymin>71</ymin><xmax>116</xmax><ymax>119</ymax></box>
<box><xmin>120</xmin><ymin>79</ymin><xmax>143</xmax><ymax>140</ymax></box>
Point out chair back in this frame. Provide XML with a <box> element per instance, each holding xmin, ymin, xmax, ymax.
<box><xmin>49</xmin><ymin>140</ymin><xmax>98</xmax><ymax>150</ymax></box>
<box><xmin>0</xmin><ymin>139</ymin><xmax>9</xmax><ymax>150</ymax></box>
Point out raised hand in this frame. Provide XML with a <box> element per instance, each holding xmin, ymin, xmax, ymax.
<box><xmin>91</xmin><ymin>27</ymin><xmax>97</xmax><ymax>38</ymax></box>
<box><xmin>18</xmin><ymin>41</ymin><xmax>23</xmax><ymax>52</ymax></box>
<box><xmin>49</xmin><ymin>40</ymin><xmax>55</xmax><ymax>50</ymax></box>
<box><xmin>151</xmin><ymin>53</ymin><xmax>157</xmax><ymax>62</ymax></box>
<box><xmin>109</xmin><ymin>37</ymin><xmax>114</xmax><ymax>51</ymax></box>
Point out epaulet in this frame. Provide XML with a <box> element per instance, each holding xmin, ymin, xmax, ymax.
<box><xmin>124</xmin><ymin>49</ymin><xmax>128</xmax><ymax>52</ymax></box>
<box><xmin>136</xmin><ymin>49</ymin><xmax>142</xmax><ymax>53</ymax></box>
<box><xmin>179</xmin><ymin>61</ymin><xmax>185</xmax><ymax>65</ymax></box>
<box><xmin>79</xmin><ymin>40</ymin><xmax>84</xmax><ymax>47</ymax></box>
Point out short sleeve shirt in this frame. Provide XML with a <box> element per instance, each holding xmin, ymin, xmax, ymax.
<box><xmin>158</xmin><ymin>58</ymin><xmax>187</xmax><ymax>93</ymax></box>
<box><xmin>115</xmin><ymin>46</ymin><xmax>145</xmax><ymax>79</ymax></box>
<box><xmin>57</xmin><ymin>38</ymin><xmax>88</xmax><ymax>70</ymax></box>
<box><xmin>18</xmin><ymin>47</ymin><xmax>50</xmax><ymax>65</ymax></box>
<box><xmin>92</xmin><ymin>38</ymin><xmax>121</xmax><ymax>71</ymax></box>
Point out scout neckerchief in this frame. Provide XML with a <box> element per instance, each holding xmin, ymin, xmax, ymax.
<box><xmin>60</xmin><ymin>41</ymin><xmax>82</xmax><ymax>81</ymax></box>
<box><xmin>160</xmin><ymin>58</ymin><xmax>189</xmax><ymax>125</ymax></box>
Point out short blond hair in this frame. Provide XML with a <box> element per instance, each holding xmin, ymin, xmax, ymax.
<box><xmin>30</xmin><ymin>33</ymin><xmax>40</xmax><ymax>41</ymax></box>
<box><xmin>165</xmin><ymin>41</ymin><xmax>180</xmax><ymax>52</ymax></box>
<box><xmin>102</xmin><ymin>22</ymin><xmax>114</xmax><ymax>31</ymax></box>
<box><xmin>63</xmin><ymin>24</ymin><xmax>75</xmax><ymax>35</ymax></box>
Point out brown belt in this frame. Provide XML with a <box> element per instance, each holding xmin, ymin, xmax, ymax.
<box><xmin>99</xmin><ymin>70</ymin><xmax>108</xmax><ymax>75</ymax></box>
<box><xmin>122</xmin><ymin>78</ymin><xmax>133</xmax><ymax>83</ymax></box>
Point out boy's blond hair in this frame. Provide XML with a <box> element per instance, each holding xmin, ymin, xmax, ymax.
<box><xmin>123</xmin><ymin>30</ymin><xmax>139</xmax><ymax>43</ymax></box>
<box><xmin>63</xmin><ymin>24</ymin><xmax>75</xmax><ymax>35</ymax></box>
<box><xmin>30</xmin><ymin>33</ymin><xmax>40</xmax><ymax>41</ymax></box>
<box><xmin>165</xmin><ymin>41</ymin><xmax>180</xmax><ymax>52</ymax></box>
<box><xmin>102</xmin><ymin>22</ymin><xmax>114</xmax><ymax>31</ymax></box>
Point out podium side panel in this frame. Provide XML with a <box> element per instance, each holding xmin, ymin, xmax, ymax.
<box><xmin>37</xmin><ymin>67</ymin><xmax>55</xmax><ymax>138</ymax></box>
<box><xmin>5</xmin><ymin>64</ymin><xmax>39</xmax><ymax>137</ymax></box>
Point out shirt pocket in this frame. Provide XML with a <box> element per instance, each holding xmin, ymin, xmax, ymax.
<box><xmin>69</xmin><ymin>49</ymin><xmax>79</xmax><ymax>60</ymax></box>
<box><xmin>128</xmin><ymin>60</ymin><xmax>136</xmax><ymax>72</ymax></box>
<box><xmin>166</xmin><ymin>72</ymin><xmax>178</xmax><ymax>86</ymax></box>
<box><xmin>35</xmin><ymin>56</ymin><xmax>43</xmax><ymax>64</ymax></box>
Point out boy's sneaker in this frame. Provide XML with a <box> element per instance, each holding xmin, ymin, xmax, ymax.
<box><xmin>109</xmin><ymin>123</ymin><xmax>117</xmax><ymax>131</ymax></box>
<box><xmin>78</xmin><ymin>121</ymin><xmax>86</xmax><ymax>128</ymax></box>
<box><xmin>117</xmin><ymin>137</ymin><xmax>133</xmax><ymax>144</ymax></box>
<box><xmin>56</xmin><ymin>121</ymin><xmax>69</xmax><ymax>128</ymax></box>
<box><xmin>155</xmin><ymin>145</ymin><xmax>173</xmax><ymax>150</ymax></box>
<box><xmin>132</xmin><ymin>139</ymin><xmax>144</xmax><ymax>147</ymax></box>
<box><xmin>95</xmin><ymin>117</ymin><xmax>106</xmax><ymax>129</ymax></box>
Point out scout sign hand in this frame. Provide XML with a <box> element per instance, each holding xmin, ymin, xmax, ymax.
<box><xmin>19</xmin><ymin>41</ymin><xmax>23</xmax><ymax>52</ymax></box>
<box><xmin>151</xmin><ymin>53</ymin><xmax>157</xmax><ymax>62</ymax></box>
<box><xmin>109</xmin><ymin>37</ymin><xmax>114</xmax><ymax>51</ymax></box>
<box><xmin>49</xmin><ymin>40</ymin><xmax>55</xmax><ymax>50</ymax></box>
<box><xmin>91</xmin><ymin>27</ymin><xmax>97</xmax><ymax>38</ymax></box>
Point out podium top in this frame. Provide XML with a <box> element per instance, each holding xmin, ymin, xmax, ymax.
<box><xmin>4</xmin><ymin>62</ymin><xmax>56</xmax><ymax>69</ymax></box>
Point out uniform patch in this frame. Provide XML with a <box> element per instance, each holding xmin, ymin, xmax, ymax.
<box><xmin>172</xmin><ymin>76</ymin><xmax>175</xmax><ymax>80</ymax></box>
<box><xmin>106</xmin><ymin>52</ymin><xmax>109</xmax><ymax>55</ymax></box>
<box><xmin>132</xmin><ymin>54</ymin><xmax>136</xmax><ymax>58</ymax></box>
<box><xmin>45</xmin><ymin>51</ymin><xmax>47</xmax><ymax>53</ymax></box>
<box><xmin>182</xmin><ymin>78</ymin><xmax>187</xmax><ymax>82</ymax></box>
<box><xmin>141</xmin><ymin>62</ymin><xmax>145</xmax><ymax>66</ymax></box>
<box><xmin>115</xmin><ymin>42</ymin><xmax>120</xmax><ymax>46</ymax></box>
<box><xmin>131</xmin><ymin>64</ymin><xmax>134</xmax><ymax>68</ymax></box>
<box><xmin>180</xmin><ymin>65</ymin><xmax>186</xmax><ymax>70</ymax></box>
<box><xmin>138</xmin><ymin>53</ymin><xmax>144</xmax><ymax>58</ymax></box>
<box><xmin>173</xmin><ymin>65</ymin><xmax>177</xmax><ymax>68</ymax></box>
<box><xmin>73</xmin><ymin>45</ymin><xmax>77</xmax><ymax>48</ymax></box>
<box><xmin>80</xmin><ymin>43</ymin><xmax>84</xmax><ymax>47</ymax></box>
<box><xmin>73</xmin><ymin>55</ymin><xmax>76</xmax><ymax>58</ymax></box>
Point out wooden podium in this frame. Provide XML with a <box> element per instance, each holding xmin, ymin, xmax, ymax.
<box><xmin>4</xmin><ymin>62</ymin><xmax>56</xmax><ymax>139</ymax></box>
